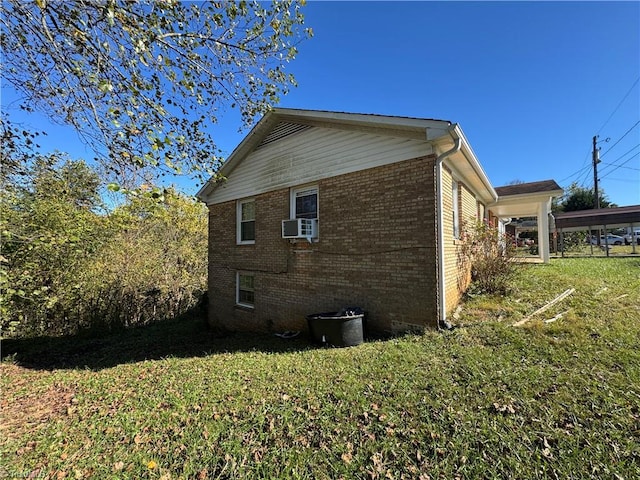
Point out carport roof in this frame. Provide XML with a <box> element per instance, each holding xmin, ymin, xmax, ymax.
<box><xmin>554</xmin><ymin>205</ymin><xmax>640</xmax><ymax>231</ymax></box>
<box><xmin>489</xmin><ymin>179</ymin><xmax>564</xmax><ymax>218</ymax></box>
<box><xmin>494</xmin><ymin>179</ymin><xmax>563</xmax><ymax>197</ymax></box>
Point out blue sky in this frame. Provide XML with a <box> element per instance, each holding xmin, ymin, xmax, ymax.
<box><xmin>3</xmin><ymin>1</ymin><xmax>639</xmax><ymax>206</ymax></box>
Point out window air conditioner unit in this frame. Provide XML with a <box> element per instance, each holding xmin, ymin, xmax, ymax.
<box><xmin>282</xmin><ymin>218</ymin><xmax>317</xmax><ymax>240</ymax></box>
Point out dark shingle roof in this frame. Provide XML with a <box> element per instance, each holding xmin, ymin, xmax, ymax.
<box><xmin>495</xmin><ymin>179</ymin><xmax>563</xmax><ymax>197</ymax></box>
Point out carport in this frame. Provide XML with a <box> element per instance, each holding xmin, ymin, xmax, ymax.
<box><xmin>553</xmin><ymin>205</ymin><xmax>640</xmax><ymax>257</ymax></box>
<box><xmin>489</xmin><ymin>180</ymin><xmax>564</xmax><ymax>263</ymax></box>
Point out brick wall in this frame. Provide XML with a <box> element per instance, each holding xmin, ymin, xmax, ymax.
<box><xmin>207</xmin><ymin>155</ymin><xmax>439</xmax><ymax>334</ymax></box>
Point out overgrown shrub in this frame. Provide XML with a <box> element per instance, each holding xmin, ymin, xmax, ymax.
<box><xmin>559</xmin><ymin>231</ymin><xmax>587</xmax><ymax>252</ymax></box>
<box><xmin>82</xmin><ymin>189</ymin><xmax>208</xmax><ymax>331</ymax></box>
<box><xmin>1</xmin><ymin>156</ymin><xmax>108</xmax><ymax>336</ymax></box>
<box><xmin>459</xmin><ymin>221</ymin><xmax>519</xmax><ymax>295</ymax></box>
<box><xmin>1</xmin><ymin>156</ymin><xmax>207</xmax><ymax>338</ymax></box>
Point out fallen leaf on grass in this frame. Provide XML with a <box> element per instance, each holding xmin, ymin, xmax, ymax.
<box><xmin>197</xmin><ymin>468</ymin><xmax>208</xmax><ymax>479</ymax></box>
<box><xmin>1</xmin><ymin>365</ymin><xmax>78</xmax><ymax>440</ymax></box>
<box><xmin>492</xmin><ymin>402</ymin><xmax>516</xmax><ymax>414</ymax></box>
<box><xmin>541</xmin><ymin>437</ymin><xmax>553</xmax><ymax>458</ymax></box>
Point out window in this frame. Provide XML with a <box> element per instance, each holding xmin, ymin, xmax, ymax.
<box><xmin>291</xmin><ymin>186</ymin><xmax>318</xmax><ymax>220</ymax></box>
<box><xmin>236</xmin><ymin>273</ymin><xmax>255</xmax><ymax>308</ymax></box>
<box><xmin>452</xmin><ymin>180</ymin><xmax>460</xmax><ymax>239</ymax></box>
<box><xmin>237</xmin><ymin>199</ymin><xmax>255</xmax><ymax>244</ymax></box>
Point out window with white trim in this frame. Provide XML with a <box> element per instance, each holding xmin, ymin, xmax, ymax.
<box><xmin>291</xmin><ymin>186</ymin><xmax>318</xmax><ymax>220</ymax></box>
<box><xmin>237</xmin><ymin>199</ymin><xmax>255</xmax><ymax>244</ymax></box>
<box><xmin>236</xmin><ymin>272</ymin><xmax>255</xmax><ymax>308</ymax></box>
<box><xmin>452</xmin><ymin>180</ymin><xmax>460</xmax><ymax>239</ymax></box>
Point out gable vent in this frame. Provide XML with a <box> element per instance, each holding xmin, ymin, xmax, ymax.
<box><xmin>257</xmin><ymin>122</ymin><xmax>311</xmax><ymax>148</ymax></box>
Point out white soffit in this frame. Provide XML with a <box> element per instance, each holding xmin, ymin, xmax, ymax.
<box><xmin>489</xmin><ymin>192</ymin><xmax>561</xmax><ymax>217</ymax></box>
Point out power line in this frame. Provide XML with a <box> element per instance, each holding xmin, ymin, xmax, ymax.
<box><xmin>564</xmin><ymin>77</ymin><xmax>639</xmax><ymax>191</ymax></box>
<box><xmin>600</xmin><ymin>162</ymin><xmax>640</xmax><ymax>172</ymax></box>
<box><xmin>603</xmin><ymin>145</ymin><xmax>640</xmax><ymax>166</ymax></box>
<box><xmin>600</xmin><ymin>120</ymin><xmax>640</xmax><ymax>158</ymax></box>
<box><xmin>599</xmin><ymin>143</ymin><xmax>640</xmax><ymax>176</ymax></box>
<box><xmin>603</xmin><ymin>177</ymin><xmax>639</xmax><ymax>183</ymax></box>
<box><xmin>575</xmin><ymin>77</ymin><xmax>640</xmax><ymax>172</ymax></box>
<box><xmin>578</xmin><ymin>147</ymin><xmax>593</xmax><ymax>170</ymax></box>
<box><xmin>600</xmin><ymin>151</ymin><xmax>640</xmax><ymax>180</ymax></box>
<box><xmin>558</xmin><ymin>163</ymin><xmax>591</xmax><ymax>183</ymax></box>
<box><xmin>577</xmin><ymin>164</ymin><xmax>594</xmax><ymax>188</ymax></box>
<box><xmin>596</xmin><ymin>76</ymin><xmax>640</xmax><ymax>135</ymax></box>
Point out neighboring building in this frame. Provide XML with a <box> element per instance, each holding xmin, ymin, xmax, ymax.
<box><xmin>197</xmin><ymin>109</ymin><xmax>562</xmax><ymax>334</ymax></box>
<box><xmin>554</xmin><ymin>205</ymin><xmax>640</xmax><ymax>255</ymax></box>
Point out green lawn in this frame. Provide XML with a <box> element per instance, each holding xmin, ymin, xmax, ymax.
<box><xmin>552</xmin><ymin>243</ymin><xmax>640</xmax><ymax>257</ymax></box>
<box><xmin>514</xmin><ymin>244</ymin><xmax>640</xmax><ymax>258</ymax></box>
<box><xmin>2</xmin><ymin>258</ymin><xmax>639</xmax><ymax>479</ymax></box>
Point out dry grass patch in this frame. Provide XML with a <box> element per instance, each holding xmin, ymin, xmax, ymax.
<box><xmin>0</xmin><ymin>364</ymin><xmax>77</xmax><ymax>440</ymax></box>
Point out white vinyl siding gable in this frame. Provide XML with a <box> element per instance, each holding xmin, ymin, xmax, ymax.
<box><xmin>208</xmin><ymin>126</ymin><xmax>433</xmax><ymax>204</ymax></box>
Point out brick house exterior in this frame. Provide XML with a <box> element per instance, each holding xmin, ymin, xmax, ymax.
<box><xmin>197</xmin><ymin>109</ymin><xmax>561</xmax><ymax>334</ymax></box>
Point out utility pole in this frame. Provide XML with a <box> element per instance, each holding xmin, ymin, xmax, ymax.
<box><xmin>592</xmin><ymin>135</ymin><xmax>600</xmax><ymax>209</ymax></box>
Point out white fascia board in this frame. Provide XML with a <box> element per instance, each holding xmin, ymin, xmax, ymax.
<box><xmin>195</xmin><ymin>178</ymin><xmax>216</xmax><ymax>201</ymax></box>
<box><xmin>196</xmin><ymin>111</ymin><xmax>280</xmax><ymax>202</ymax></box>
<box><xmin>453</xmin><ymin>125</ymin><xmax>498</xmax><ymax>203</ymax></box>
<box><xmin>490</xmin><ymin>190</ymin><xmax>565</xmax><ymax>208</ymax></box>
<box><xmin>271</xmin><ymin>108</ymin><xmax>452</xmax><ymax>132</ymax></box>
<box><xmin>197</xmin><ymin>108</ymin><xmax>453</xmax><ymax>203</ymax></box>
<box><xmin>488</xmin><ymin>191</ymin><xmax>564</xmax><ymax>218</ymax></box>
<box><xmin>434</xmin><ymin>126</ymin><xmax>497</xmax><ymax>205</ymax></box>
<box><xmin>495</xmin><ymin>190</ymin><xmax>565</xmax><ymax>203</ymax></box>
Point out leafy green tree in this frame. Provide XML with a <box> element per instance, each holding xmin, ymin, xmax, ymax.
<box><xmin>1</xmin><ymin>156</ymin><xmax>208</xmax><ymax>337</ymax></box>
<box><xmin>1</xmin><ymin>1</ymin><xmax>308</xmax><ymax>337</ymax></box>
<box><xmin>557</xmin><ymin>183</ymin><xmax>613</xmax><ymax>212</ymax></box>
<box><xmin>1</xmin><ymin>0</ymin><xmax>311</xmax><ymax>184</ymax></box>
<box><xmin>1</xmin><ymin>155</ymin><xmax>106</xmax><ymax>335</ymax></box>
<box><xmin>84</xmin><ymin>187</ymin><xmax>208</xmax><ymax>330</ymax></box>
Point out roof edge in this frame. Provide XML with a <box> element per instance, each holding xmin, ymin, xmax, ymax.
<box><xmin>196</xmin><ymin>108</ymin><xmax>454</xmax><ymax>202</ymax></box>
<box><xmin>451</xmin><ymin>124</ymin><xmax>498</xmax><ymax>203</ymax></box>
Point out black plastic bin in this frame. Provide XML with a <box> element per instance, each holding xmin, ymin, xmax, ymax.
<box><xmin>306</xmin><ymin>307</ymin><xmax>365</xmax><ymax>347</ymax></box>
